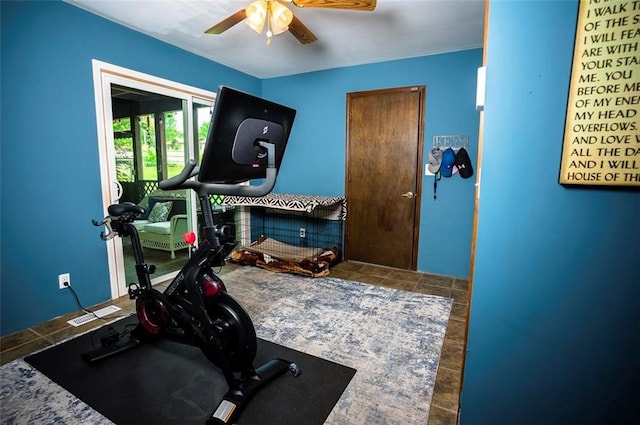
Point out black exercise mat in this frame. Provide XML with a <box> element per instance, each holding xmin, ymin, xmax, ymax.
<box><xmin>25</xmin><ymin>315</ymin><xmax>356</xmax><ymax>425</ymax></box>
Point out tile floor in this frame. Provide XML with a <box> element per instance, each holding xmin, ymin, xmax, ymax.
<box><xmin>0</xmin><ymin>261</ymin><xmax>467</xmax><ymax>425</ymax></box>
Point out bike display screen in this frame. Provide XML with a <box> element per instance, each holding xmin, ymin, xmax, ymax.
<box><xmin>198</xmin><ymin>86</ymin><xmax>296</xmax><ymax>184</ymax></box>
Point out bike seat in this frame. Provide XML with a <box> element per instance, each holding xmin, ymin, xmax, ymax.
<box><xmin>108</xmin><ymin>202</ymin><xmax>145</xmax><ymax>217</ymax></box>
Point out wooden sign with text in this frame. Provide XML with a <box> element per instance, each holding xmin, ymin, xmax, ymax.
<box><xmin>560</xmin><ymin>0</ymin><xmax>640</xmax><ymax>187</ymax></box>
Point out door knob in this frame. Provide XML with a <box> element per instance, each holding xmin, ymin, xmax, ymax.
<box><xmin>402</xmin><ymin>191</ymin><xmax>414</xmax><ymax>199</ymax></box>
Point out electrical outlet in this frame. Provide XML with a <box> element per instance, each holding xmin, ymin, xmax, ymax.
<box><xmin>58</xmin><ymin>273</ymin><xmax>70</xmax><ymax>289</ymax></box>
<box><xmin>300</xmin><ymin>228</ymin><xmax>306</xmax><ymax>238</ymax></box>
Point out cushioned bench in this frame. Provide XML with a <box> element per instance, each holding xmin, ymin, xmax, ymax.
<box><xmin>133</xmin><ymin>195</ymin><xmax>189</xmax><ymax>259</ymax></box>
<box><xmin>139</xmin><ymin>214</ymin><xmax>189</xmax><ymax>259</ymax></box>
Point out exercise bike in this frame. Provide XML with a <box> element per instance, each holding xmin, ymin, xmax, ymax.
<box><xmin>82</xmin><ymin>87</ymin><xmax>301</xmax><ymax>424</ymax></box>
<box><xmin>87</xmin><ymin>141</ymin><xmax>300</xmax><ymax>424</ymax></box>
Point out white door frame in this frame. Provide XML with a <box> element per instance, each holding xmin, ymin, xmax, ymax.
<box><xmin>91</xmin><ymin>59</ymin><xmax>215</xmax><ymax>299</ymax></box>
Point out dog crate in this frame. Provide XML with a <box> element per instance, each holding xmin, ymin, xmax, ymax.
<box><xmin>221</xmin><ymin>194</ymin><xmax>346</xmax><ymax>277</ymax></box>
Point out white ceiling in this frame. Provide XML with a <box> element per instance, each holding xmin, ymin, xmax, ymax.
<box><xmin>64</xmin><ymin>0</ymin><xmax>485</xmax><ymax>79</ymax></box>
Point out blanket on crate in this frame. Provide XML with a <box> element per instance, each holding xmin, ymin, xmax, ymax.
<box><xmin>230</xmin><ymin>236</ymin><xmax>340</xmax><ymax>278</ymax></box>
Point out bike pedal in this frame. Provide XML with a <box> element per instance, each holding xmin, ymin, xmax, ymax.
<box><xmin>100</xmin><ymin>332</ymin><xmax>120</xmax><ymax>347</ymax></box>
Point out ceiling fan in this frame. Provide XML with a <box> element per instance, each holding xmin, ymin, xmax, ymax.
<box><xmin>205</xmin><ymin>0</ymin><xmax>377</xmax><ymax>45</ymax></box>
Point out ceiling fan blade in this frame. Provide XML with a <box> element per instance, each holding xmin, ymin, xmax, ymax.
<box><xmin>204</xmin><ymin>9</ymin><xmax>247</xmax><ymax>34</ymax></box>
<box><xmin>288</xmin><ymin>15</ymin><xmax>318</xmax><ymax>44</ymax></box>
<box><xmin>291</xmin><ymin>0</ymin><xmax>376</xmax><ymax>11</ymax></box>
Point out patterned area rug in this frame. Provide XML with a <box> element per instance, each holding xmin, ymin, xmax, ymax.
<box><xmin>0</xmin><ymin>267</ymin><xmax>452</xmax><ymax>425</ymax></box>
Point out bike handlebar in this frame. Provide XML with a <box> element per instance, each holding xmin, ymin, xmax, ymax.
<box><xmin>92</xmin><ymin>216</ymin><xmax>115</xmax><ymax>241</ymax></box>
<box><xmin>159</xmin><ymin>160</ymin><xmax>199</xmax><ymax>190</ymax></box>
<box><xmin>159</xmin><ymin>142</ymin><xmax>278</xmax><ymax>197</ymax></box>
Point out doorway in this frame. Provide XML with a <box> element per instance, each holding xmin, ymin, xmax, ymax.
<box><xmin>92</xmin><ymin>60</ymin><xmax>215</xmax><ymax>299</ymax></box>
<box><xmin>345</xmin><ymin>86</ymin><xmax>425</xmax><ymax>270</ymax></box>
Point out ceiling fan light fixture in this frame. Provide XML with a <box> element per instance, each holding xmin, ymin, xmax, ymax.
<box><xmin>206</xmin><ymin>0</ymin><xmax>372</xmax><ymax>45</ymax></box>
<box><xmin>245</xmin><ymin>0</ymin><xmax>267</xmax><ymax>34</ymax></box>
<box><xmin>269</xmin><ymin>1</ymin><xmax>293</xmax><ymax>35</ymax></box>
<box><xmin>245</xmin><ymin>0</ymin><xmax>293</xmax><ymax>43</ymax></box>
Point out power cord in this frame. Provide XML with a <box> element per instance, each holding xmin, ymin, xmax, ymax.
<box><xmin>62</xmin><ymin>281</ymin><xmax>130</xmax><ymax>323</ymax></box>
<box><xmin>61</xmin><ymin>281</ymin><xmax>136</xmax><ymax>348</ymax></box>
<box><xmin>62</xmin><ymin>281</ymin><xmax>101</xmax><ymax>320</ymax></box>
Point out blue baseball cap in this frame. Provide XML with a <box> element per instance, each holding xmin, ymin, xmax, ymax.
<box><xmin>440</xmin><ymin>148</ymin><xmax>456</xmax><ymax>177</ymax></box>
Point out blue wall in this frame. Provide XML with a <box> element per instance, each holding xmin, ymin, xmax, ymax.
<box><xmin>263</xmin><ymin>50</ymin><xmax>482</xmax><ymax>277</ymax></box>
<box><xmin>1</xmin><ymin>2</ymin><xmax>481</xmax><ymax>335</ymax></box>
<box><xmin>461</xmin><ymin>1</ymin><xmax>640</xmax><ymax>423</ymax></box>
<box><xmin>0</xmin><ymin>0</ymin><xmax>258</xmax><ymax>336</ymax></box>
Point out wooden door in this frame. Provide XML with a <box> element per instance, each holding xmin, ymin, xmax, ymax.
<box><xmin>345</xmin><ymin>86</ymin><xmax>425</xmax><ymax>269</ymax></box>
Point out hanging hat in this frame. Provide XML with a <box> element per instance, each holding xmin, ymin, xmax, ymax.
<box><xmin>427</xmin><ymin>148</ymin><xmax>443</xmax><ymax>174</ymax></box>
<box><xmin>454</xmin><ymin>147</ymin><xmax>474</xmax><ymax>179</ymax></box>
<box><xmin>440</xmin><ymin>147</ymin><xmax>456</xmax><ymax>177</ymax></box>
